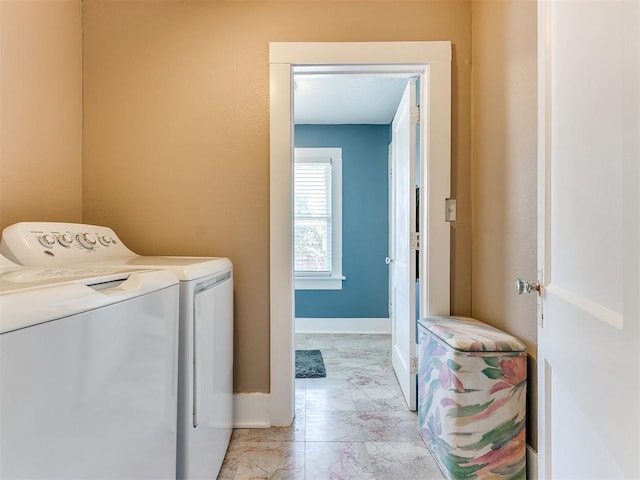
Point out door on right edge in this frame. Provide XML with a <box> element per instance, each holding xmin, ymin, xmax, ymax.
<box><xmin>537</xmin><ymin>1</ymin><xmax>639</xmax><ymax>477</ymax></box>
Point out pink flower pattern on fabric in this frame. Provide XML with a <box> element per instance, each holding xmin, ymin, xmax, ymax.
<box><xmin>418</xmin><ymin>317</ymin><xmax>527</xmax><ymax>480</ymax></box>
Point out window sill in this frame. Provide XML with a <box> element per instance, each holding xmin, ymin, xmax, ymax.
<box><xmin>295</xmin><ymin>275</ymin><xmax>346</xmax><ymax>290</ymax></box>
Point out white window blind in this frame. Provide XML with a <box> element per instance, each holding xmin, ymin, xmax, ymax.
<box><xmin>294</xmin><ymin>159</ymin><xmax>332</xmax><ymax>274</ymax></box>
<box><xmin>293</xmin><ymin>147</ymin><xmax>344</xmax><ymax>289</ymax></box>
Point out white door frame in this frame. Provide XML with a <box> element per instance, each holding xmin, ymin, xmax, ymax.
<box><xmin>269</xmin><ymin>41</ymin><xmax>452</xmax><ymax>426</ymax></box>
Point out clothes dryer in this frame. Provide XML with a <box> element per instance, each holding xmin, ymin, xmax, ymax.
<box><xmin>0</xmin><ymin>254</ymin><xmax>180</xmax><ymax>479</ymax></box>
<box><xmin>2</xmin><ymin>222</ymin><xmax>234</xmax><ymax>480</ymax></box>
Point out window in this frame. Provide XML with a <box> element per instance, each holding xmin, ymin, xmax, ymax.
<box><xmin>294</xmin><ymin>147</ymin><xmax>344</xmax><ymax>290</ymax></box>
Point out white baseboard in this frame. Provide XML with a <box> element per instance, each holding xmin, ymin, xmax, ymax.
<box><xmin>295</xmin><ymin>317</ymin><xmax>391</xmax><ymax>334</ymax></box>
<box><xmin>527</xmin><ymin>444</ymin><xmax>538</xmax><ymax>480</ymax></box>
<box><xmin>233</xmin><ymin>393</ymin><xmax>271</xmax><ymax>428</ymax></box>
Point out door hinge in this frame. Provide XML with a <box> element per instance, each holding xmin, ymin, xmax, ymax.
<box><xmin>410</xmin><ymin>232</ymin><xmax>420</xmax><ymax>251</ymax></box>
<box><xmin>410</xmin><ymin>356</ymin><xmax>419</xmax><ymax>375</ymax></box>
<box><xmin>411</xmin><ymin>105</ymin><xmax>421</xmax><ymax>125</ymax></box>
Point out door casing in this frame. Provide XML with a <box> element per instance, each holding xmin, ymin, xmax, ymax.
<box><xmin>269</xmin><ymin>41</ymin><xmax>452</xmax><ymax>426</ymax></box>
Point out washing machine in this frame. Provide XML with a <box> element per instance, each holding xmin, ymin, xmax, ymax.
<box><xmin>0</xmin><ymin>253</ymin><xmax>180</xmax><ymax>479</ymax></box>
<box><xmin>1</xmin><ymin>222</ymin><xmax>234</xmax><ymax>480</ymax></box>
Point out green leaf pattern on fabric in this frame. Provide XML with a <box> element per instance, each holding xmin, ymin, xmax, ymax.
<box><xmin>481</xmin><ymin>367</ymin><xmax>504</xmax><ymax>379</ymax></box>
<box><xmin>447</xmin><ymin>359</ymin><xmax>463</xmax><ymax>371</ymax></box>
<box><xmin>418</xmin><ymin>323</ymin><xmax>527</xmax><ymax>480</ymax></box>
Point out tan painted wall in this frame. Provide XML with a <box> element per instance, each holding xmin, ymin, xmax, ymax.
<box><xmin>82</xmin><ymin>0</ymin><xmax>472</xmax><ymax>393</ymax></box>
<box><xmin>471</xmin><ymin>0</ymin><xmax>538</xmax><ymax>448</ymax></box>
<box><xmin>0</xmin><ymin>0</ymin><xmax>82</xmax><ymax>230</ymax></box>
<box><xmin>0</xmin><ymin>0</ymin><xmax>539</xmax><ymax>450</ymax></box>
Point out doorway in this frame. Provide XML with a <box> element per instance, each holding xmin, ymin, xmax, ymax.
<box><xmin>269</xmin><ymin>42</ymin><xmax>452</xmax><ymax>426</ymax></box>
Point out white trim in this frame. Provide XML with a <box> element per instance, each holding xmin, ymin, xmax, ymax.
<box><xmin>269</xmin><ymin>41</ymin><xmax>451</xmax><ymax>65</ymax></box>
<box><xmin>537</xmin><ymin>1</ymin><xmax>552</xmax><ymax>476</ymax></box>
<box><xmin>538</xmin><ymin>0</ymin><xmax>552</xmax><ymax>330</ymax></box>
<box><xmin>233</xmin><ymin>393</ymin><xmax>271</xmax><ymax>428</ymax></box>
<box><xmin>527</xmin><ymin>445</ymin><xmax>538</xmax><ymax>480</ymax></box>
<box><xmin>295</xmin><ymin>317</ymin><xmax>391</xmax><ymax>334</ymax></box>
<box><xmin>269</xmin><ymin>61</ymin><xmax>296</xmax><ymax>427</ymax></box>
<box><xmin>295</xmin><ymin>275</ymin><xmax>345</xmax><ymax>290</ymax></box>
<box><xmin>543</xmin><ymin>359</ymin><xmax>552</xmax><ymax>480</ymax></box>
<box><xmin>270</xmin><ymin>41</ymin><xmax>451</xmax><ymax>427</ymax></box>
<box><xmin>545</xmin><ymin>283</ymin><xmax>623</xmax><ymax>329</ymax></box>
<box><xmin>420</xmin><ymin>61</ymin><xmax>452</xmax><ymax>318</ymax></box>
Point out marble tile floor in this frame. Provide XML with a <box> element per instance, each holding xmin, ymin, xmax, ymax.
<box><xmin>218</xmin><ymin>334</ymin><xmax>445</xmax><ymax>479</ymax></box>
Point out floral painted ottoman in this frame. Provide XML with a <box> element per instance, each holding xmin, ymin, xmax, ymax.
<box><xmin>417</xmin><ymin>316</ymin><xmax>527</xmax><ymax>479</ymax></box>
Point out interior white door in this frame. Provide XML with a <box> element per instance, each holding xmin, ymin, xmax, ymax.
<box><xmin>390</xmin><ymin>79</ymin><xmax>418</xmax><ymax>410</ymax></box>
<box><xmin>537</xmin><ymin>1</ymin><xmax>639</xmax><ymax>477</ymax></box>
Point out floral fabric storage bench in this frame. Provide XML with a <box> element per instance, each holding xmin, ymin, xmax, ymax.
<box><xmin>417</xmin><ymin>316</ymin><xmax>527</xmax><ymax>479</ymax></box>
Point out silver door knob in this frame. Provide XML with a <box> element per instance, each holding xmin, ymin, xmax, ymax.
<box><xmin>385</xmin><ymin>257</ymin><xmax>393</xmax><ymax>264</ymax></box>
<box><xmin>515</xmin><ymin>278</ymin><xmax>540</xmax><ymax>295</ymax></box>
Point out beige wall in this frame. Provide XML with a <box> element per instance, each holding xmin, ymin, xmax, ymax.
<box><xmin>0</xmin><ymin>0</ymin><xmax>83</xmax><ymax>230</ymax></box>
<box><xmin>0</xmin><ymin>0</ymin><xmax>540</xmax><ymax>449</ymax></box>
<box><xmin>81</xmin><ymin>0</ymin><xmax>473</xmax><ymax>393</ymax></box>
<box><xmin>471</xmin><ymin>0</ymin><xmax>538</xmax><ymax>448</ymax></box>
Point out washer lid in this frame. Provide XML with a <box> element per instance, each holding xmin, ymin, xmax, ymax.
<box><xmin>0</xmin><ymin>265</ymin><xmax>157</xmax><ymax>295</ymax></box>
<box><xmin>418</xmin><ymin>316</ymin><xmax>526</xmax><ymax>353</ymax></box>
<box><xmin>0</xmin><ymin>268</ymin><xmax>178</xmax><ymax>334</ymax></box>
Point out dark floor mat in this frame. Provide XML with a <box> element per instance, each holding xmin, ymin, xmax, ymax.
<box><xmin>295</xmin><ymin>350</ymin><xmax>326</xmax><ymax>378</ymax></box>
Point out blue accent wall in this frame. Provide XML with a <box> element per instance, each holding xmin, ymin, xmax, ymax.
<box><xmin>295</xmin><ymin>125</ymin><xmax>390</xmax><ymax>318</ymax></box>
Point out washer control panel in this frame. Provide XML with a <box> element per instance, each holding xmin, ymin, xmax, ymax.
<box><xmin>1</xmin><ymin>222</ymin><xmax>137</xmax><ymax>265</ymax></box>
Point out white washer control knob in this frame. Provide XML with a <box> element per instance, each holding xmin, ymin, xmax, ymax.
<box><xmin>57</xmin><ymin>233</ymin><xmax>74</xmax><ymax>247</ymax></box>
<box><xmin>99</xmin><ymin>235</ymin><xmax>115</xmax><ymax>247</ymax></box>
<box><xmin>77</xmin><ymin>233</ymin><xmax>97</xmax><ymax>250</ymax></box>
<box><xmin>38</xmin><ymin>234</ymin><xmax>56</xmax><ymax>248</ymax></box>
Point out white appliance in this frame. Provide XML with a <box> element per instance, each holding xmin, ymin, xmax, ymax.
<box><xmin>1</xmin><ymin>222</ymin><xmax>234</xmax><ymax>480</ymax></box>
<box><xmin>0</xmin><ymin>254</ymin><xmax>180</xmax><ymax>479</ymax></box>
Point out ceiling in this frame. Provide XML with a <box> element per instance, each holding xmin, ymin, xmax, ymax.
<box><xmin>293</xmin><ymin>75</ymin><xmax>411</xmax><ymax>125</ymax></box>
